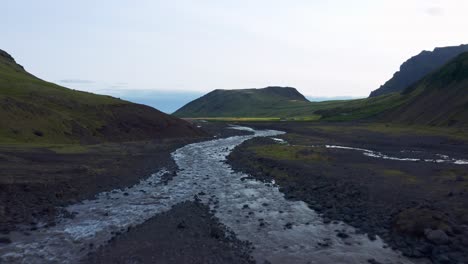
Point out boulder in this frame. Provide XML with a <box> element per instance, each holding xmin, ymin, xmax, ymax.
<box><xmin>424</xmin><ymin>229</ymin><xmax>449</xmax><ymax>245</ymax></box>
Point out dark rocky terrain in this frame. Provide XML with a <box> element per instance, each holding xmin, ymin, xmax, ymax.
<box><xmin>85</xmin><ymin>201</ymin><xmax>254</xmax><ymax>264</ymax></box>
<box><xmin>228</xmin><ymin>122</ymin><xmax>468</xmax><ymax>264</ymax></box>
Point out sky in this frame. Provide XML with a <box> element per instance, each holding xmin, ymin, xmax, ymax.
<box><xmin>2</xmin><ymin>1</ymin><xmax>468</xmax><ymax>112</ymax></box>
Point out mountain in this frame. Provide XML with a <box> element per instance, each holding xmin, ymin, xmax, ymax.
<box><xmin>383</xmin><ymin>52</ymin><xmax>468</xmax><ymax>127</ymax></box>
<box><xmin>316</xmin><ymin>52</ymin><xmax>468</xmax><ymax>127</ymax></box>
<box><xmin>173</xmin><ymin>86</ymin><xmax>312</xmax><ymax>118</ymax></box>
<box><xmin>369</xmin><ymin>44</ymin><xmax>468</xmax><ymax>97</ymax></box>
<box><xmin>0</xmin><ymin>49</ymin><xmax>205</xmax><ymax>144</ymax></box>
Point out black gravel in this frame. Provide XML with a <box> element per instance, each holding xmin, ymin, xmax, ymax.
<box><xmin>227</xmin><ymin>122</ymin><xmax>468</xmax><ymax>264</ymax></box>
<box><xmin>84</xmin><ymin>201</ymin><xmax>254</xmax><ymax>264</ymax></box>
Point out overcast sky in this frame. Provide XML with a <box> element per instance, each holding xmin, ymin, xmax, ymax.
<box><xmin>2</xmin><ymin>0</ymin><xmax>468</xmax><ymax>98</ymax></box>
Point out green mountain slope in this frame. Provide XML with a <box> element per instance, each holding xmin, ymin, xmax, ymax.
<box><xmin>173</xmin><ymin>86</ymin><xmax>314</xmax><ymax>118</ymax></box>
<box><xmin>370</xmin><ymin>44</ymin><xmax>468</xmax><ymax>97</ymax></box>
<box><xmin>0</xmin><ymin>49</ymin><xmax>205</xmax><ymax>144</ymax></box>
<box><xmin>383</xmin><ymin>52</ymin><xmax>468</xmax><ymax>127</ymax></box>
<box><xmin>174</xmin><ymin>53</ymin><xmax>468</xmax><ymax>127</ymax></box>
<box><xmin>316</xmin><ymin>52</ymin><xmax>468</xmax><ymax>127</ymax></box>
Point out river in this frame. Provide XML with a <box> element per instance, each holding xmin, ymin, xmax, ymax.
<box><xmin>0</xmin><ymin>126</ymin><xmax>414</xmax><ymax>264</ymax></box>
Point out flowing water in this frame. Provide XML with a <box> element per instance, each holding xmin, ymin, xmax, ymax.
<box><xmin>324</xmin><ymin>145</ymin><xmax>468</xmax><ymax>165</ymax></box>
<box><xmin>0</xmin><ymin>127</ymin><xmax>414</xmax><ymax>264</ymax></box>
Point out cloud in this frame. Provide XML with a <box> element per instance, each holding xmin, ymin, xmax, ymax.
<box><xmin>425</xmin><ymin>6</ymin><xmax>444</xmax><ymax>16</ymax></box>
<box><xmin>59</xmin><ymin>79</ymin><xmax>94</xmax><ymax>84</ymax></box>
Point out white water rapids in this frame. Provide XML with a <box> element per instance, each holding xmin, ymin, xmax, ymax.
<box><xmin>0</xmin><ymin>127</ymin><xmax>415</xmax><ymax>264</ymax></box>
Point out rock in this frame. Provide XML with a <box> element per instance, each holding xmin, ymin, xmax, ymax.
<box><xmin>367</xmin><ymin>259</ymin><xmax>382</xmax><ymax>264</ymax></box>
<box><xmin>367</xmin><ymin>233</ymin><xmax>376</xmax><ymax>241</ymax></box>
<box><xmin>434</xmin><ymin>254</ymin><xmax>451</xmax><ymax>264</ymax></box>
<box><xmin>336</xmin><ymin>232</ymin><xmax>349</xmax><ymax>239</ymax></box>
<box><xmin>176</xmin><ymin>221</ymin><xmax>187</xmax><ymax>229</ymax></box>
<box><xmin>0</xmin><ymin>237</ymin><xmax>11</xmax><ymax>244</ymax></box>
<box><xmin>425</xmin><ymin>229</ymin><xmax>449</xmax><ymax>245</ymax></box>
<box><xmin>210</xmin><ymin>228</ymin><xmax>222</xmax><ymax>239</ymax></box>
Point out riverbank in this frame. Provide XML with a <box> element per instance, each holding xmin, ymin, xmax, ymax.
<box><xmin>227</xmin><ymin>122</ymin><xmax>468</xmax><ymax>264</ymax></box>
<box><xmin>0</xmin><ymin>124</ymin><xmax>262</xmax><ymax>263</ymax></box>
<box><xmin>2</xmin><ymin>125</ymin><xmax>413</xmax><ymax>264</ymax></box>
<box><xmin>0</xmin><ymin>122</ymin><xmax>249</xmax><ymax>234</ymax></box>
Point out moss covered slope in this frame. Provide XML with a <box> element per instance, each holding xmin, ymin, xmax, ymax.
<box><xmin>0</xmin><ymin>49</ymin><xmax>204</xmax><ymax>144</ymax></box>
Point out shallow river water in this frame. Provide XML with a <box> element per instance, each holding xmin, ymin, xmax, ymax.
<box><xmin>0</xmin><ymin>127</ymin><xmax>414</xmax><ymax>264</ymax></box>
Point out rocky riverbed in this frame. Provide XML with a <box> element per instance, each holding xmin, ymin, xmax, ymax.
<box><xmin>1</xmin><ymin>125</ymin><xmax>414</xmax><ymax>264</ymax></box>
<box><xmin>227</xmin><ymin>122</ymin><xmax>468</xmax><ymax>264</ymax></box>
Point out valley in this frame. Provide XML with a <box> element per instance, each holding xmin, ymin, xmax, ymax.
<box><xmin>1</xmin><ymin>43</ymin><xmax>468</xmax><ymax>264</ymax></box>
<box><xmin>1</xmin><ymin>125</ymin><xmax>417</xmax><ymax>264</ymax></box>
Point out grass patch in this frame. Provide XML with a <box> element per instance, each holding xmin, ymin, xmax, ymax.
<box><xmin>188</xmin><ymin>117</ymin><xmax>282</xmax><ymax>122</ymax></box>
<box><xmin>437</xmin><ymin>169</ymin><xmax>468</xmax><ymax>184</ymax></box>
<box><xmin>382</xmin><ymin>169</ymin><xmax>418</xmax><ymax>184</ymax></box>
<box><xmin>49</xmin><ymin>144</ymin><xmax>90</xmax><ymax>154</ymax></box>
<box><xmin>249</xmin><ymin>144</ymin><xmax>330</xmax><ymax>162</ymax></box>
<box><xmin>187</xmin><ymin>115</ymin><xmax>322</xmax><ymax>122</ymax></box>
<box><xmin>309</xmin><ymin>123</ymin><xmax>468</xmax><ymax>141</ymax></box>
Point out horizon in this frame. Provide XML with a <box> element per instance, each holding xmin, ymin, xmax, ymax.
<box><xmin>48</xmin><ymin>85</ymin><xmax>363</xmax><ymax>113</ymax></box>
<box><xmin>3</xmin><ymin>1</ymin><xmax>468</xmax><ymax>107</ymax></box>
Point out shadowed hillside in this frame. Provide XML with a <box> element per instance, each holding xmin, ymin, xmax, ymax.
<box><xmin>383</xmin><ymin>52</ymin><xmax>468</xmax><ymax>127</ymax></box>
<box><xmin>0</xmin><ymin>49</ymin><xmax>205</xmax><ymax>144</ymax></box>
<box><xmin>317</xmin><ymin>52</ymin><xmax>468</xmax><ymax>127</ymax></box>
<box><xmin>369</xmin><ymin>44</ymin><xmax>468</xmax><ymax>97</ymax></box>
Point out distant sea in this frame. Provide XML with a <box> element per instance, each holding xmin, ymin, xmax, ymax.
<box><xmin>117</xmin><ymin>90</ymin><xmax>204</xmax><ymax>114</ymax></box>
<box><xmin>306</xmin><ymin>96</ymin><xmax>363</xmax><ymax>102</ymax></box>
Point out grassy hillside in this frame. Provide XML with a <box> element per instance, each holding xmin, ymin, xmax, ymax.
<box><xmin>174</xmin><ymin>86</ymin><xmax>314</xmax><ymax>118</ymax></box>
<box><xmin>369</xmin><ymin>44</ymin><xmax>468</xmax><ymax>97</ymax></box>
<box><xmin>173</xmin><ymin>86</ymin><xmax>363</xmax><ymax>120</ymax></box>
<box><xmin>312</xmin><ymin>52</ymin><xmax>468</xmax><ymax>127</ymax></box>
<box><xmin>173</xmin><ymin>84</ymin><xmax>407</xmax><ymax>121</ymax></box>
<box><xmin>172</xmin><ymin>52</ymin><xmax>468</xmax><ymax>128</ymax></box>
<box><xmin>0</xmin><ymin>49</ymin><xmax>204</xmax><ymax>144</ymax></box>
<box><xmin>383</xmin><ymin>52</ymin><xmax>468</xmax><ymax>127</ymax></box>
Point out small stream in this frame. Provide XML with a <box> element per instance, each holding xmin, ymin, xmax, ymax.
<box><xmin>0</xmin><ymin>127</ymin><xmax>414</xmax><ymax>264</ymax></box>
<box><xmin>324</xmin><ymin>145</ymin><xmax>468</xmax><ymax>165</ymax></box>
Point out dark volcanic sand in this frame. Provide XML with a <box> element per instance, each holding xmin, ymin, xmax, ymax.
<box><xmin>227</xmin><ymin>122</ymin><xmax>468</xmax><ymax>264</ymax></box>
<box><xmin>84</xmin><ymin>201</ymin><xmax>254</xmax><ymax>264</ymax></box>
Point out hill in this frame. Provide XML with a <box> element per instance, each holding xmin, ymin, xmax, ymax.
<box><xmin>173</xmin><ymin>86</ymin><xmax>314</xmax><ymax>118</ymax></box>
<box><xmin>369</xmin><ymin>44</ymin><xmax>468</xmax><ymax>97</ymax></box>
<box><xmin>316</xmin><ymin>52</ymin><xmax>468</xmax><ymax>127</ymax></box>
<box><xmin>0</xmin><ymin>49</ymin><xmax>205</xmax><ymax>144</ymax></box>
<box><xmin>175</xmin><ymin>53</ymin><xmax>468</xmax><ymax>128</ymax></box>
<box><xmin>383</xmin><ymin>52</ymin><xmax>468</xmax><ymax>127</ymax></box>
